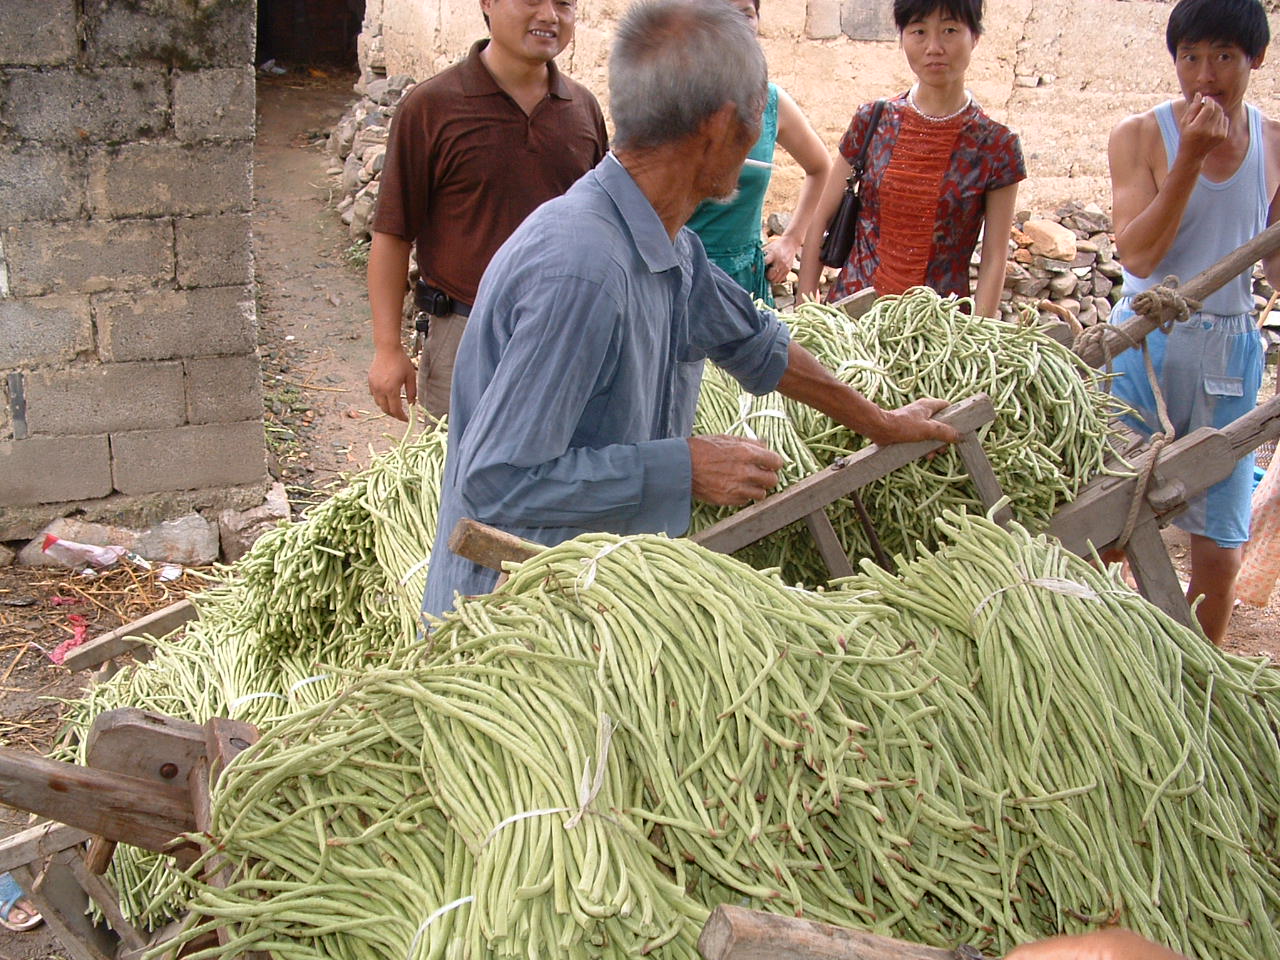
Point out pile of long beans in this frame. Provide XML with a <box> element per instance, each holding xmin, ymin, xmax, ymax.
<box><xmin>233</xmin><ymin>422</ymin><xmax>444</xmax><ymax>661</ymax></box>
<box><xmin>161</xmin><ymin>517</ymin><xmax>1279</xmax><ymax>960</ymax></box>
<box><xmin>692</xmin><ymin>289</ymin><xmax>1128</xmax><ymax>583</ymax></box>
<box><xmin>50</xmin><ymin>421</ymin><xmax>449</xmax><ymax>927</ymax></box>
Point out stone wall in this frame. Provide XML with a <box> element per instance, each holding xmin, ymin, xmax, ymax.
<box><xmin>355</xmin><ymin>0</ymin><xmax>1280</xmax><ymax>216</ymax></box>
<box><xmin>0</xmin><ymin>0</ymin><xmax>268</xmax><ymax>542</ymax></box>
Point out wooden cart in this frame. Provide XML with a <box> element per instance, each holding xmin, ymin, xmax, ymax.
<box><xmin>6</xmin><ymin>226</ymin><xmax>1280</xmax><ymax>960</ymax></box>
<box><xmin>0</xmin><ymin>709</ymin><xmax>259</xmax><ymax>960</ymax></box>
<box><xmin>2</xmin><ymin>710</ymin><xmax>998</xmax><ymax>960</ymax></box>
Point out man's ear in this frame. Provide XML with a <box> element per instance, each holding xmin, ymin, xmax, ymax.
<box><xmin>700</xmin><ymin>103</ymin><xmax>740</xmax><ymax>150</ymax></box>
<box><xmin>1252</xmin><ymin>50</ymin><xmax>1266</xmax><ymax>70</ymax></box>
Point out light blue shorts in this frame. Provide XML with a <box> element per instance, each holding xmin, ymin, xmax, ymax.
<box><xmin>1107</xmin><ymin>299</ymin><xmax>1264</xmax><ymax>548</ymax></box>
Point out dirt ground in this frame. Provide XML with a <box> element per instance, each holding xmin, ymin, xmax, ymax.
<box><xmin>0</xmin><ymin>71</ymin><xmax>1277</xmax><ymax>960</ymax></box>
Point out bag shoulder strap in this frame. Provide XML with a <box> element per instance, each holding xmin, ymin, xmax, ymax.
<box><xmin>848</xmin><ymin>99</ymin><xmax>887</xmax><ymax>183</ymax></box>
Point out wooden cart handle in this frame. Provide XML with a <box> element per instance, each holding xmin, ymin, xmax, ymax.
<box><xmin>448</xmin><ymin>517</ymin><xmax>545</xmax><ymax>572</ymax></box>
<box><xmin>1076</xmin><ymin>220</ymin><xmax>1280</xmax><ymax>368</ymax></box>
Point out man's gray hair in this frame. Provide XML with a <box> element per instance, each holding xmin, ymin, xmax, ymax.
<box><xmin>610</xmin><ymin>0</ymin><xmax>768</xmax><ymax>151</ymax></box>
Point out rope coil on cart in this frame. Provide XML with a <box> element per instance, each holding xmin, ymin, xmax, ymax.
<box><xmin>1083</xmin><ymin>279</ymin><xmax>1200</xmax><ymax>550</ymax></box>
<box><xmin>1070</xmin><ymin>279</ymin><xmax>1197</xmax><ymax>370</ymax></box>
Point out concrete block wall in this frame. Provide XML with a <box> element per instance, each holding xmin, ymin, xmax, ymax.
<box><xmin>360</xmin><ymin>0</ymin><xmax>1280</xmax><ymax>215</ymax></box>
<box><xmin>0</xmin><ymin>0</ymin><xmax>268</xmax><ymax>542</ymax></box>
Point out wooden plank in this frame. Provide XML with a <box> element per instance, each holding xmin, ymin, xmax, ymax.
<box><xmin>954</xmin><ymin>433</ymin><xmax>1013</xmax><ymax>526</ymax></box>
<box><xmin>833</xmin><ymin>287</ymin><xmax>879</xmax><ymax>320</ymax></box>
<box><xmin>83</xmin><ymin>836</ymin><xmax>117</xmax><ymax>876</ymax></box>
<box><xmin>1051</xmin><ymin>393</ymin><xmax>1280</xmax><ymax>558</ymax></box>
<box><xmin>693</xmin><ymin>395</ymin><xmax>996</xmax><ymax>556</ymax></box>
<box><xmin>448</xmin><ymin>517</ymin><xmax>544</xmax><ymax>572</ymax></box>
<box><xmin>1048</xmin><ymin>429</ymin><xmax>1234</xmax><ymax>556</ymax></box>
<box><xmin>0</xmin><ymin>747</ymin><xmax>194</xmax><ymax>854</ymax></box>
<box><xmin>698</xmin><ymin>905</ymin><xmax>975</xmax><ymax>960</ymax></box>
<box><xmin>85</xmin><ymin>708</ymin><xmax>208</xmax><ymax>785</ymax></box>
<box><xmin>12</xmin><ymin>855</ymin><xmax>118</xmax><ymax>960</ymax></box>
<box><xmin>65</xmin><ymin>853</ymin><xmax>148</xmax><ymax>952</ymax></box>
<box><xmin>1124</xmin><ymin>521</ymin><xmax>1197</xmax><ymax>631</ymax></box>
<box><xmin>117</xmin><ymin>920</ymin><xmax>220</xmax><ymax>960</ymax></box>
<box><xmin>80</xmin><ymin>709</ymin><xmax>206</xmax><ymax>877</ymax></box>
<box><xmin>0</xmin><ymin>821</ymin><xmax>91</xmax><ymax>873</ymax></box>
<box><xmin>1075</xmin><ymin>221</ymin><xmax>1280</xmax><ymax>368</ymax></box>
<box><xmin>1221</xmin><ymin>390</ymin><xmax>1280</xmax><ymax>459</ymax></box>
<box><xmin>63</xmin><ymin>598</ymin><xmax>196</xmax><ymax>672</ymax></box>
<box><xmin>802</xmin><ymin>510</ymin><xmax>856</xmax><ymax>579</ymax></box>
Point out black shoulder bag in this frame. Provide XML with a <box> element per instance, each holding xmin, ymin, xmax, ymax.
<box><xmin>818</xmin><ymin>99</ymin><xmax>887</xmax><ymax>269</ymax></box>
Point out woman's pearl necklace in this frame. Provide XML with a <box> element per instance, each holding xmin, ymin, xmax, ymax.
<box><xmin>907</xmin><ymin>85</ymin><xmax>972</xmax><ymax>122</ymax></box>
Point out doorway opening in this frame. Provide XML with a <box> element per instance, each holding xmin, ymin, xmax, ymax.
<box><xmin>256</xmin><ymin>0</ymin><xmax>364</xmax><ymax>68</ymax></box>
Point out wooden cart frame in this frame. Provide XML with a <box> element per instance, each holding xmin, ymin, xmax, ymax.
<box><xmin>5</xmin><ymin>225</ymin><xmax>1280</xmax><ymax>960</ymax></box>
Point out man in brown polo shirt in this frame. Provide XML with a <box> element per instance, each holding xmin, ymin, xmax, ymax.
<box><xmin>366</xmin><ymin>0</ymin><xmax>608</xmax><ymax>421</ymax></box>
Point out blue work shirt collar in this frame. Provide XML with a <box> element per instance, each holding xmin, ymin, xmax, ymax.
<box><xmin>596</xmin><ymin>153</ymin><xmax>682</xmax><ymax>276</ymax></box>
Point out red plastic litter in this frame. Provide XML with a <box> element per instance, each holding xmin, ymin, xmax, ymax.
<box><xmin>49</xmin><ymin>614</ymin><xmax>90</xmax><ymax>665</ymax></box>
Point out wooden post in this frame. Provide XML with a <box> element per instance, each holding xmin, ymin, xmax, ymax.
<box><xmin>955</xmin><ymin>433</ymin><xmax>1014</xmax><ymax>527</ymax></box>
<box><xmin>12</xmin><ymin>855</ymin><xmax>118</xmax><ymax>960</ymax></box>
<box><xmin>802</xmin><ymin>509</ymin><xmax>857</xmax><ymax>578</ymax></box>
<box><xmin>199</xmin><ymin>717</ymin><xmax>270</xmax><ymax>960</ymax></box>
<box><xmin>1124</xmin><ymin>521</ymin><xmax>1197</xmax><ymax>631</ymax></box>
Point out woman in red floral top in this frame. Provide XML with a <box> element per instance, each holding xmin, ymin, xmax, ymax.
<box><xmin>797</xmin><ymin>0</ymin><xmax>1025</xmax><ymax>319</ymax></box>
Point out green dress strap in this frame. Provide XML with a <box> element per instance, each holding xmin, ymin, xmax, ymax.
<box><xmin>686</xmin><ymin>83</ymin><xmax>780</xmax><ymax>305</ymax></box>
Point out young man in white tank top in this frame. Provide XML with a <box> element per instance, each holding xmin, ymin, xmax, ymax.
<box><xmin>1106</xmin><ymin>0</ymin><xmax>1280</xmax><ymax>646</ymax></box>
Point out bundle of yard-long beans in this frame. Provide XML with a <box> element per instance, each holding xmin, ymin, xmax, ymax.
<box><xmin>691</xmin><ymin>288</ymin><xmax>1127</xmax><ymax>583</ymax></box>
<box><xmin>50</xmin><ymin>421</ymin><xmax>448</xmax><ymax>928</ymax></box>
<box><xmin>162</xmin><ymin>516</ymin><xmax>1279</xmax><ymax>960</ymax></box>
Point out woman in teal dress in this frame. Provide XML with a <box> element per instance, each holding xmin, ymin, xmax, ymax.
<box><xmin>685</xmin><ymin>0</ymin><xmax>831</xmax><ymax>306</ymax></box>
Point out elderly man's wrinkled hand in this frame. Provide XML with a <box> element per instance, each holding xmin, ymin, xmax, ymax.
<box><xmin>688</xmin><ymin>434</ymin><xmax>785</xmax><ymax>507</ymax></box>
<box><xmin>867</xmin><ymin>397</ymin><xmax>959</xmax><ymax>448</ymax></box>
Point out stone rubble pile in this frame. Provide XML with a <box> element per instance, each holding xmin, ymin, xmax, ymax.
<box><xmin>993</xmin><ymin>202</ymin><xmax>1274</xmax><ymax>325</ymax></box>
<box><xmin>998</xmin><ymin>202</ymin><xmax>1122</xmax><ymax>326</ymax></box>
<box><xmin>327</xmin><ymin>74</ymin><xmax>415</xmax><ymax>243</ymax></box>
<box><xmin>1</xmin><ymin>482</ymin><xmax>292</xmax><ymax>569</ymax></box>
<box><xmin>326</xmin><ymin>91</ymin><xmax>1276</xmax><ymax>325</ymax></box>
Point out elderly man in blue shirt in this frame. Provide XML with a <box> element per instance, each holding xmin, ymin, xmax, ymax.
<box><xmin>423</xmin><ymin>0</ymin><xmax>958</xmax><ymax>618</ymax></box>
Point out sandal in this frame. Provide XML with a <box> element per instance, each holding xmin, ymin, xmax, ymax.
<box><xmin>0</xmin><ymin>871</ymin><xmax>43</xmax><ymax>932</ymax></box>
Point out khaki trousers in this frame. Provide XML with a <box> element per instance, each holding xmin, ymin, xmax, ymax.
<box><xmin>416</xmin><ymin>311</ymin><xmax>468</xmax><ymax>419</ymax></box>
